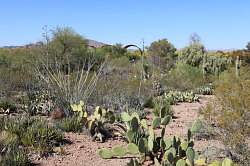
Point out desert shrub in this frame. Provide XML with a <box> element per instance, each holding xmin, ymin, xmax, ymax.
<box><xmin>202</xmin><ymin>67</ymin><xmax>250</xmax><ymax>165</ymax></box>
<box><xmin>33</xmin><ymin>27</ymin><xmax>104</xmax><ymax>112</ymax></box>
<box><xmin>99</xmin><ymin>43</ymin><xmax>130</xmax><ymax>59</ymax></box>
<box><xmin>147</xmin><ymin>39</ymin><xmax>177</xmax><ymax>72</ymax></box>
<box><xmin>90</xmin><ymin>58</ymin><xmax>154</xmax><ymax>111</ymax></box>
<box><xmin>0</xmin><ymin>48</ymin><xmax>38</xmax><ymax>98</ymax></box>
<box><xmin>48</xmin><ymin>27</ymin><xmax>89</xmax><ymax>69</ymax></box>
<box><xmin>163</xmin><ymin>62</ymin><xmax>204</xmax><ymax>91</ymax></box>
<box><xmin>148</xmin><ymin>39</ymin><xmax>176</xmax><ymax>59</ymax></box>
<box><xmin>56</xmin><ymin>114</ymin><xmax>83</xmax><ymax>132</ymax></box>
<box><xmin>0</xmin><ymin>115</ymin><xmax>63</xmax><ymax>155</ymax></box>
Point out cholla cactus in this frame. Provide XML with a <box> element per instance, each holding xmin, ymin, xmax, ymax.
<box><xmin>153</xmin><ymin>80</ymin><xmax>164</xmax><ymax>97</ymax></box>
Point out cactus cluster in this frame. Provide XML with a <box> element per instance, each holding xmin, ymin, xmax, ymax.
<box><xmin>119</xmin><ymin>111</ymin><xmax>148</xmax><ymax>144</ymax></box>
<box><xmin>99</xmin><ymin>107</ymin><xmax>205</xmax><ymax>166</ymax></box>
<box><xmin>151</xmin><ymin>98</ymin><xmax>172</xmax><ymax>133</ymax></box>
<box><xmin>153</xmin><ymin>80</ymin><xmax>164</xmax><ymax>97</ymax></box>
<box><xmin>71</xmin><ymin>101</ymin><xmax>115</xmax><ymax>142</ymax></box>
<box><xmin>202</xmin><ymin>52</ymin><xmax>232</xmax><ymax>76</ymax></box>
<box><xmin>165</xmin><ymin>91</ymin><xmax>199</xmax><ymax>104</ymax></box>
<box><xmin>195</xmin><ymin>84</ymin><xmax>214</xmax><ymax>95</ymax></box>
<box><xmin>98</xmin><ymin>143</ymin><xmax>139</xmax><ymax>159</ymax></box>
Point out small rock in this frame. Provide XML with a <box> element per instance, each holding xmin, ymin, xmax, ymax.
<box><xmin>78</xmin><ymin>144</ymin><xmax>85</xmax><ymax>149</ymax></box>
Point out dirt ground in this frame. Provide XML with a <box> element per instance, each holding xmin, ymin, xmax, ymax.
<box><xmin>35</xmin><ymin>95</ymin><xmax>225</xmax><ymax>166</ymax></box>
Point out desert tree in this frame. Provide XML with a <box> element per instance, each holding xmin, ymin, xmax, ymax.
<box><xmin>35</xmin><ymin>27</ymin><xmax>105</xmax><ymax>112</ymax></box>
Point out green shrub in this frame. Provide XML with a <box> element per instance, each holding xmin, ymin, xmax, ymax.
<box><xmin>147</xmin><ymin>39</ymin><xmax>177</xmax><ymax>72</ymax></box>
<box><xmin>163</xmin><ymin>62</ymin><xmax>204</xmax><ymax>91</ymax></box>
<box><xmin>0</xmin><ymin>48</ymin><xmax>38</xmax><ymax>96</ymax></box>
<box><xmin>91</xmin><ymin>66</ymin><xmax>153</xmax><ymax>111</ymax></box>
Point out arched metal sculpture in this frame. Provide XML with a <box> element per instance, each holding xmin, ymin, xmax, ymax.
<box><xmin>123</xmin><ymin>44</ymin><xmax>143</xmax><ymax>56</ymax></box>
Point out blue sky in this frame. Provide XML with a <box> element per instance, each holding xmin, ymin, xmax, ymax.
<box><xmin>0</xmin><ymin>0</ymin><xmax>249</xmax><ymax>49</ymax></box>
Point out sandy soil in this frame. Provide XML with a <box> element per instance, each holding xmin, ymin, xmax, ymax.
<box><xmin>35</xmin><ymin>95</ymin><xmax>224</xmax><ymax>166</ymax></box>
<box><xmin>36</xmin><ymin>133</ymin><xmax>129</xmax><ymax>166</ymax></box>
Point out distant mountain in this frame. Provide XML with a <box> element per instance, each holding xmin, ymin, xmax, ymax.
<box><xmin>87</xmin><ymin>39</ymin><xmax>108</xmax><ymax>48</ymax></box>
<box><xmin>1</xmin><ymin>39</ymin><xmax>108</xmax><ymax>49</ymax></box>
<box><xmin>1</xmin><ymin>45</ymin><xmax>23</xmax><ymax>49</ymax></box>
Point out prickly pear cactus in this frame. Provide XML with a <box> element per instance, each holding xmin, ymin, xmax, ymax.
<box><xmin>98</xmin><ymin>109</ymin><xmax>235</xmax><ymax>166</ymax></box>
<box><xmin>71</xmin><ymin>102</ymin><xmax>115</xmax><ymax>142</ymax></box>
<box><xmin>165</xmin><ymin>91</ymin><xmax>199</xmax><ymax>104</ymax></box>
